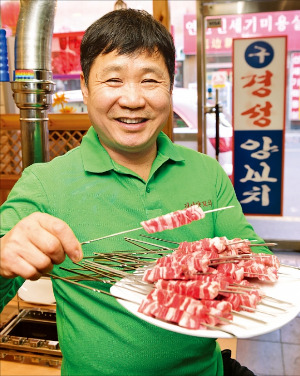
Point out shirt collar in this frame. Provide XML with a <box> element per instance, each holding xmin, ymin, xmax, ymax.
<box><xmin>156</xmin><ymin>131</ymin><xmax>185</xmax><ymax>162</ymax></box>
<box><xmin>81</xmin><ymin>127</ymin><xmax>185</xmax><ymax>174</ymax></box>
<box><xmin>81</xmin><ymin>127</ymin><xmax>114</xmax><ymax>173</ymax></box>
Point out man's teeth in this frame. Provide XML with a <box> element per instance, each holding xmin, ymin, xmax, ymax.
<box><xmin>118</xmin><ymin>118</ymin><xmax>145</xmax><ymax>124</ymax></box>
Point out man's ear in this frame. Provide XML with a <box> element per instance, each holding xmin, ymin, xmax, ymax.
<box><xmin>80</xmin><ymin>72</ymin><xmax>88</xmax><ymax>105</ymax></box>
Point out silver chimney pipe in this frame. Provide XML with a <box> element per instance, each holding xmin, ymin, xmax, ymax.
<box><xmin>11</xmin><ymin>0</ymin><xmax>57</xmax><ymax>169</ymax></box>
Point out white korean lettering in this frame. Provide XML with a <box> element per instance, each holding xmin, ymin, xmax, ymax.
<box><xmin>259</xmin><ymin>15</ymin><xmax>273</xmax><ymax>32</ymax></box>
<box><xmin>243</xmin><ymin>16</ymin><xmax>257</xmax><ymax>33</ymax></box>
<box><xmin>291</xmin><ymin>15</ymin><xmax>300</xmax><ymax>31</ymax></box>
<box><xmin>229</xmin><ymin>17</ymin><xmax>242</xmax><ymax>33</ymax></box>
<box><xmin>275</xmin><ymin>15</ymin><xmax>289</xmax><ymax>32</ymax></box>
<box><xmin>240</xmin><ymin>161</ymin><xmax>277</xmax><ymax>183</ymax></box>
<box><xmin>186</xmin><ymin>20</ymin><xmax>197</xmax><ymax>36</ymax></box>
<box><xmin>224</xmin><ymin>37</ymin><xmax>232</xmax><ymax>49</ymax></box>
<box><xmin>240</xmin><ymin>184</ymin><xmax>271</xmax><ymax>206</ymax></box>
<box><xmin>240</xmin><ymin>137</ymin><xmax>279</xmax><ymax>160</ymax></box>
<box><xmin>211</xmin><ymin>38</ymin><xmax>222</xmax><ymax>49</ymax></box>
<box><xmin>247</xmin><ymin>45</ymin><xmax>271</xmax><ymax>64</ymax></box>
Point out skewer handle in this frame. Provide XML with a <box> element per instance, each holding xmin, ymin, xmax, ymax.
<box><xmin>203</xmin><ymin>205</ymin><xmax>234</xmax><ymax>214</ymax></box>
<box><xmin>81</xmin><ymin>227</ymin><xmax>143</xmax><ymax>245</ymax></box>
<box><xmin>250</xmin><ymin>243</ymin><xmax>277</xmax><ymax>247</ymax></box>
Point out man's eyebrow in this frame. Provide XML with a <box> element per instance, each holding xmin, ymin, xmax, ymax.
<box><xmin>141</xmin><ymin>67</ymin><xmax>165</xmax><ymax>76</ymax></box>
<box><xmin>101</xmin><ymin>65</ymin><xmax>123</xmax><ymax>74</ymax></box>
<box><xmin>100</xmin><ymin>65</ymin><xmax>165</xmax><ymax>76</ymax></box>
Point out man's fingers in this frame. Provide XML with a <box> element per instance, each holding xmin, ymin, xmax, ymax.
<box><xmin>46</xmin><ymin>215</ymin><xmax>83</xmax><ymax>262</ymax></box>
<box><xmin>22</xmin><ymin>225</ymin><xmax>64</xmax><ymax>265</ymax></box>
<box><xmin>0</xmin><ymin>251</ymin><xmax>46</xmax><ymax>280</ymax></box>
<box><xmin>19</xmin><ymin>244</ymin><xmax>54</xmax><ymax>274</ymax></box>
<box><xmin>0</xmin><ymin>213</ymin><xmax>82</xmax><ymax>281</ymax></box>
<box><xmin>30</xmin><ymin>213</ymin><xmax>83</xmax><ymax>263</ymax></box>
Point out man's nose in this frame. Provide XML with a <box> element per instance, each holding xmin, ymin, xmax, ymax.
<box><xmin>118</xmin><ymin>83</ymin><xmax>146</xmax><ymax>108</ymax></box>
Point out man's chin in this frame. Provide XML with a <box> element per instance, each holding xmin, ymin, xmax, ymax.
<box><xmin>114</xmin><ymin>139</ymin><xmax>157</xmax><ymax>156</ymax></box>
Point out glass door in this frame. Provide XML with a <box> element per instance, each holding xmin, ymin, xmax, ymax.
<box><xmin>197</xmin><ymin>1</ymin><xmax>300</xmax><ymax>248</ymax></box>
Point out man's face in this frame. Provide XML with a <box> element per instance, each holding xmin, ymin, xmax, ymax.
<box><xmin>81</xmin><ymin>50</ymin><xmax>172</xmax><ymax>157</ymax></box>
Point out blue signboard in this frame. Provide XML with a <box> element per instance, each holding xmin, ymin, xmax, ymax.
<box><xmin>233</xmin><ymin>37</ymin><xmax>286</xmax><ymax>215</ymax></box>
<box><xmin>234</xmin><ymin>130</ymin><xmax>283</xmax><ymax>215</ymax></box>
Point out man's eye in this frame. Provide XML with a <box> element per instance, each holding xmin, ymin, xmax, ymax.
<box><xmin>106</xmin><ymin>78</ymin><xmax>122</xmax><ymax>84</ymax></box>
<box><xmin>142</xmin><ymin>79</ymin><xmax>158</xmax><ymax>84</ymax></box>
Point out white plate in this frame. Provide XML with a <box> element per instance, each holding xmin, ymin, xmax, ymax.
<box><xmin>18</xmin><ymin>277</ymin><xmax>56</xmax><ymax>305</ymax></box>
<box><xmin>110</xmin><ymin>266</ymin><xmax>300</xmax><ymax>338</ymax></box>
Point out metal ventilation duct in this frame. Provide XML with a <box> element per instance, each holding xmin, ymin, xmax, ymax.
<box><xmin>11</xmin><ymin>0</ymin><xmax>57</xmax><ymax>169</ymax></box>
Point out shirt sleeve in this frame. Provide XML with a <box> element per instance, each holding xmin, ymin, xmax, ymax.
<box><xmin>0</xmin><ymin>277</ymin><xmax>25</xmax><ymax>312</ymax></box>
<box><xmin>0</xmin><ymin>167</ymin><xmax>49</xmax><ymax>235</ymax></box>
<box><xmin>0</xmin><ymin>168</ymin><xmax>49</xmax><ymax>312</ymax></box>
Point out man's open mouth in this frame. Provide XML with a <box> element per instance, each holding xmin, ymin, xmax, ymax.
<box><xmin>117</xmin><ymin>118</ymin><xmax>147</xmax><ymax>124</ymax></box>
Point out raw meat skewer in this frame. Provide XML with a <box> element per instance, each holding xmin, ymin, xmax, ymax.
<box><xmin>81</xmin><ymin>206</ymin><xmax>234</xmax><ymax>245</ymax></box>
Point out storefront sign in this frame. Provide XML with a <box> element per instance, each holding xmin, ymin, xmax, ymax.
<box><xmin>212</xmin><ymin>71</ymin><xmax>227</xmax><ymax>88</ymax></box>
<box><xmin>233</xmin><ymin>36</ymin><xmax>287</xmax><ymax>215</ymax></box>
<box><xmin>289</xmin><ymin>52</ymin><xmax>300</xmax><ymax>121</ymax></box>
<box><xmin>184</xmin><ymin>11</ymin><xmax>299</xmax><ymax>55</ymax></box>
<box><xmin>184</xmin><ymin>14</ymin><xmax>197</xmax><ymax>54</ymax></box>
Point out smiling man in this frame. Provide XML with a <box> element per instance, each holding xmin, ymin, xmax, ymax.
<box><xmin>81</xmin><ymin>50</ymin><xmax>171</xmax><ymax>180</ymax></box>
<box><xmin>0</xmin><ymin>9</ymin><xmax>264</xmax><ymax>376</ymax></box>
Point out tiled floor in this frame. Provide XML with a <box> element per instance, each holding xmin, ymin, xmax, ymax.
<box><xmin>236</xmin><ymin>252</ymin><xmax>300</xmax><ymax>376</ymax></box>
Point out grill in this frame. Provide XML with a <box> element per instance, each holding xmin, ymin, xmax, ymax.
<box><xmin>0</xmin><ymin>308</ymin><xmax>61</xmax><ymax>367</ymax></box>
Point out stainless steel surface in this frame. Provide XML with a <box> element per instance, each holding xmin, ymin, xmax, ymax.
<box><xmin>19</xmin><ymin>109</ymin><xmax>50</xmax><ymax>167</ymax></box>
<box><xmin>11</xmin><ymin>77</ymin><xmax>55</xmax><ymax>166</ymax></box>
<box><xmin>0</xmin><ymin>309</ymin><xmax>61</xmax><ymax>366</ymax></box>
<box><xmin>11</xmin><ymin>0</ymin><xmax>57</xmax><ymax>169</ymax></box>
<box><xmin>14</xmin><ymin>0</ymin><xmax>56</xmax><ymax>71</ymax></box>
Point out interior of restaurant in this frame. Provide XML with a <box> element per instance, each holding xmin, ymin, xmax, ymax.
<box><xmin>0</xmin><ymin>1</ymin><xmax>299</xmax><ymax>376</ymax></box>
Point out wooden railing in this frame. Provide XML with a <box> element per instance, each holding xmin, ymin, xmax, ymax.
<box><xmin>0</xmin><ymin>113</ymin><xmax>91</xmax><ymax>204</ymax></box>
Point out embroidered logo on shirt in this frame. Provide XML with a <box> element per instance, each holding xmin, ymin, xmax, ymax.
<box><xmin>184</xmin><ymin>200</ymin><xmax>213</xmax><ymax>209</ymax></box>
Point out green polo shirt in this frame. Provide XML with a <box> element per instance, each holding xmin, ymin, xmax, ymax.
<box><xmin>0</xmin><ymin>127</ymin><xmax>270</xmax><ymax>376</ymax></box>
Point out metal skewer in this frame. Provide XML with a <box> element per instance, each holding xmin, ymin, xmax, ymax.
<box><xmin>50</xmin><ymin>254</ymin><xmax>297</xmax><ymax>335</ymax></box>
<box><xmin>47</xmin><ymin>273</ymin><xmax>143</xmax><ymax>304</ymax></box>
<box><xmin>231</xmin><ymin>310</ymin><xmax>267</xmax><ymax>324</ymax></box>
<box><xmin>138</xmin><ymin>235</ymin><xmax>180</xmax><ymax>244</ymax></box>
<box><xmin>47</xmin><ymin>271</ymin><xmax>240</xmax><ymax>335</ymax></box>
<box><xmin>250</xmin><ymin>243</ymin><xmax>277</xmax><ymax>247</ymax></box>
<box><xmin>280</xmin><ymin>263</ymin><xmax>300</xmax><ymax>270</ymax></box>
<box><xmin>81</xmin><ymin>227</ymin><xmax>144</xmax><ymax>245</ymax></box>
<box><xmin>124</xmin><ymin>237</ymin><xmax>172</xmax><ymax>251</ymax></box>
<box><xmin>80</xmin><ymin>205</ymin><xmax>235</xmax><ymax>245</ymax></box>
<box><xmin>46</xmin><ymin>273</ymin><xmax>112</xmax><ymax>295</ymax></box>
<box><xmin>259</xmin><ymin>301</ymin><xmax>288</xmax><ymax>312</ymax></box>
<box><xmin>239</xmin><ymin>305</ymin><xmax>277</xmax><ymax>317</ymax></box>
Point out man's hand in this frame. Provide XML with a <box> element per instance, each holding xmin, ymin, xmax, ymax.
<box><xmin>0</xmin><ymin>212</ymin><xmax>83</xmax><ymax>280</ymax></box>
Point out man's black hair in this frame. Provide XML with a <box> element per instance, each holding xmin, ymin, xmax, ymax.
<box><xmin>80</xmin><ymin>9</ymin><xmax>176</xmax><ymax>88</ymax></box>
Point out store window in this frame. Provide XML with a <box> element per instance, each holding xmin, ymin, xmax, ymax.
<box><xmin>50</xmin><ymin>1</ymin><xmax>153</xmax><ymax>98</ymax></box>
<box><xmin>170</xmin><ymin>3</ymin><xmax>299</xmax><ymax>243</ymax></box>
<box><xmin>200</xmin><ymin>8</ymin><xmax>300</xmax><ymax>244</ymax></box>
